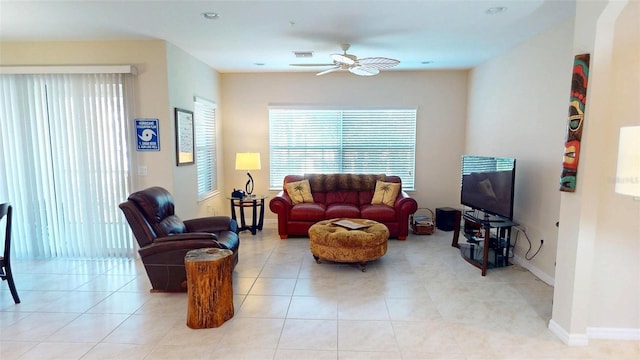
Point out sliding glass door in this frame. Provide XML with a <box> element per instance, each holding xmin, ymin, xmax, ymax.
<box><xmin>0</xmin><ymin>73</ymin><xmax>135</xmax><ymax>258</ymax></box>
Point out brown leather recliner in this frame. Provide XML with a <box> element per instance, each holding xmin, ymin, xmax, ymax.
<box><xmin>119</xmin><ymin>186</ymin><xmax>240</xmax><ymax>292</ymax></box>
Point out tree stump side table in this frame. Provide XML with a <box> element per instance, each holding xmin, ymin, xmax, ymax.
<box><xmin>184</xmin><ymin>248</ymin><xmax>234</xmax><ymax>329</ymax></box>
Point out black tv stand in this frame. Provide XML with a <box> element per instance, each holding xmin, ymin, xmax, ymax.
<box><xmin>452</xmin><ymin>210</ymin><xmax>517</xmax><ymax>276</ymax></box>
<box><xmin>464</xmin><ymin>210</ymin><xmax>510</xmax><ymax>224</ymax></box>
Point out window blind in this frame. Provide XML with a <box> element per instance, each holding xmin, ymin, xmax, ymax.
<box><xmin>269</xmin><ymin>108</ymin><xmax>417</xmax><ymax>190</ymax></box>
<box><xmin>0</xmin><ymin>73</ymin><xmax>135</xmax><ymax>258</ymax></box>
<box><xmin>194</xmin><ymin>97</ymin><xmax>218</xmax><ymax>200</ymax></box>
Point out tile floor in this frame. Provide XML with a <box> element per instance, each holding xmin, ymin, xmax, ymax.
<box><xmin>1</xmin><ymin>223</ymin><xmax>638</xmax><ymax>359</ymax></box>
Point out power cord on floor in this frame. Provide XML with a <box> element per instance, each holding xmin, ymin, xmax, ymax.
<box><xmin>513</xmin><ymin>228</ymin><xmax>543</xmax><ymax>261</ymax></box>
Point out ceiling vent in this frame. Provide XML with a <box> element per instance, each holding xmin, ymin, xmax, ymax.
<box><xmin>293</xmin><ymin>51</ymin><xmax>314</xmax><ymax>58</ymax></box>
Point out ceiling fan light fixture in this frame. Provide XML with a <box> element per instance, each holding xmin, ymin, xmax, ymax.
<box><xmin>291</xmin><ymin>44</ymin><xmax>399</xmax><ymax>77</ymax></box>
<box><xmin>331</xmin><ymin>53</ymin><xmax>355</xmax><ymax>65</ymax></box>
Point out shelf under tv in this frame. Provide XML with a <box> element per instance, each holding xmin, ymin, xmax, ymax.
<box><xmin>452</xmin><ymin>210</ymin><xmax>517</xmax><ymax>276</ymax></box>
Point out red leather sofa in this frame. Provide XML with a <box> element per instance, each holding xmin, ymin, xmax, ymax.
<box><xmin>269</xmin><ymin>174</ymin><xmax>418</xmax><ymax>240</ymax></box>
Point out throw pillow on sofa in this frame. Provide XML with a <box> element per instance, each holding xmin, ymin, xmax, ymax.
<box><xmin>371</xmin><ymin>180</ymin><xmax>401</xmax><ymax>207</ymax></box>
<box><xmin>285</xmin><ymin>179</ymin><xmax>314</xmax><ymax>205</ymax></box>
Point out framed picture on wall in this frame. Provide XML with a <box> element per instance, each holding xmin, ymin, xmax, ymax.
<box><xmin>175</xmin><ymin>108</ymin><xmax>195</xmax><ymax>166</ymax></box>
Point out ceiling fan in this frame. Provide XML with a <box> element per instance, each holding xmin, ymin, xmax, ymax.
<box><xmin>290</xmin><ymin>44</ymin><xmax>400</xmax><ymax>76</ymax></box>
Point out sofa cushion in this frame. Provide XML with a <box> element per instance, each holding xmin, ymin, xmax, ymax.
<box><xmin>285</xmin><ymin>179</ymin><xmax>314</xmax><ymax>205</ymax></box>
<box><xmin>290</xmin><ymin>203</ymin><xmax>326</xmax><ymax>221</ymax></box>
<box><xmin>361</xmin><ymin>204</ymin><xmax>397</xmax><ymax>222</ymax></box>
<box><xmin>326</xmin><ymin>191</ymin><xmax>359</xmax><ymax>206</ymax></box>
<box><xmin>326</xmin><ymin>203</ymin><xmax>361</xmax><ymax>219</ymax></box>
<box><xmin>371</xmin><ymin>181</ymin><xmax>401</xmax><ymax>207</ymax></box>
<box><xmin>359</xmin><ymin>191</ymin><xmax>375</xmax><ymax>205</ymax></box>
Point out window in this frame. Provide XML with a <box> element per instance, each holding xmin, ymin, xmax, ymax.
<box><xmin>194</xmin><ymin>97</ymin><xmax>218</xmax><ymax>199</ymax></box>
<box><xmin>269</xmin><ymin>108</ymin><xmax>417</xmax><ymax>190</ymax></box>
<box><xmin>0</xmin><ymin>73</ymin><xmax>135</xmax><ymax>258</ymax></box>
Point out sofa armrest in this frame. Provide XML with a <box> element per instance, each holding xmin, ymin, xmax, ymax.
<box><xmin>394</xmin><ymin>191</ymin><xmax>418</xmax><ymax>239</ymax></box>
<box><xmin>394</xmin><ymin>191</ymin><xmax>418</xmax><ymax>215</ymax></box>
<box><xmin>269</xmin><ymin>191</ymin><xmax>293</xmax><ymax>213</ymax></box>
<box><xmin>269</xmin><ymin>191</ymin><xmax>293</xmax><ymax>239</ymax></box>
<box><xmin>184</xmin><ymin>216</ymin><xmax>238</xmax><ymax>233</ymax></box>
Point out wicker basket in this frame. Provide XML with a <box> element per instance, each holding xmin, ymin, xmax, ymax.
<box><xmin>411</xmin><ymin>208</ymin><xmax>435</xmax><ymax>235</ymax></box>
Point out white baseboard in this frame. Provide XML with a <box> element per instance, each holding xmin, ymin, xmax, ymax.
<box><xmin>512</xmin><ymin>254</ymin><xmax>555</xmax><ymax>286</ymax></box>
<box><xmin>587</xmin><ymin>327</ymin><xmax>640</xmax><ymax>340</ymax></box>
<box><xmin>548</xmin><ymin>319</ymin><xmax>640</xmax><ymax>344</ymax></box>
<box><xmin>548</xmin><ymin>319</ymin><xmax>589</xmax><ymax>346</ymax></box>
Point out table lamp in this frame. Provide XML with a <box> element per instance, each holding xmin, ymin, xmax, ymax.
<box><xmin>235</xmin><ymin>152</ymin><xmax>261</xmax><ymax>196</ymax></box>
<box><xmin>615</xmin><ymin>126</ymin><xmax>640</xmax><ymax>199</ymax></box>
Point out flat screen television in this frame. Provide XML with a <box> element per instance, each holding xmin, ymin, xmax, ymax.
<box><xmin>460</xmin><ymin>155</ymin><xmax>516</xmax><ymax>220</ymax></box>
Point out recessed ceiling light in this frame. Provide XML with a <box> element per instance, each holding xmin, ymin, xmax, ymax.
<box><xmin>202</xmin><ymin>12</ymin><xmax>219</xmax><ymax>20</ymax></box>
<box><xmin>485</xmin><ymin>7</ymin><xmax>507</xmax><ymax>15</ymax></box>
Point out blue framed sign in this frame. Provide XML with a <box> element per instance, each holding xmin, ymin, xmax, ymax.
<box><xmin>136</xmin><ymin>118</ymin><xmax>160</xmax><ymax>151</ymax></box>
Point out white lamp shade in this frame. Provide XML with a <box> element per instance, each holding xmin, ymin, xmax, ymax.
<box><xmin>615</xmin><ymin>126</ymin><xmax>640</xmax><ymax>197</ymax></box>
<box><xmin>235</xmin><ymin>152</ymin><xmax>261</xmax><ymax>170</ymax></box>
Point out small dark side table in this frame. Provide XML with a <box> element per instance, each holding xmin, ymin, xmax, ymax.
<box><xmin>228</xmin><ymin>195</ymin><xmax>267</xmax><ymax>235</ymax></box>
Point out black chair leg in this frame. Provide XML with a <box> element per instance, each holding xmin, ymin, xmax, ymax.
<box><xmin>4</xmin><ymin>267</ymin><xmax>20</xmax><ymax>304</ymax></box>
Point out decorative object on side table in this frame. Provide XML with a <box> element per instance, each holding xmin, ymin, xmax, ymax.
<box><xmin>235</xmin><ymin>152</ymin><xmax>261</xmax><ymax>195</ymax></box>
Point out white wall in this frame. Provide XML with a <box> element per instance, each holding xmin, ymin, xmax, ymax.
<box><xmin>467</xmin><ymin>19</ymin><xmax>575</xmax><ymax>282</ymax></box>
<box><xmin>220</xmin><ymin>71</ymin><xmax>468</xmax><ymax>219</ymax></box>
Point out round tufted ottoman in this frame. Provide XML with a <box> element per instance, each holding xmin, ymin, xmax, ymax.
<box><xmin>308</xmin><ymin>218</ymin><xmax>389</xmax><ymax>272</ymax></box>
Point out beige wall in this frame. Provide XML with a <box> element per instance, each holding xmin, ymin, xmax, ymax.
<box><xmin>469</xmin><ymin>0</ymin><xmax>639</xmax><ymax>342</ymax></box>
<box><xmin>165</xmin><ymin>43</ymin><xmax>225</xmax><ymax>219</ymax></box>
<box><xmin>0</xmin><ymin>40</ymin><xmax>172</xmax><ymax>187</ymax></box>
<box><xmin>553</xmin><ymin>0</ymin><xmax>638</xmax><ymax>343</ymax></box>
<box><xmin>557</xmin><ymin>0</ymin><xmax>639</xmax><ymax>338</ymax></box>
<box><xmin>219</xmin><ymin>71</ymin><xmax>469</xmax><ymax>220</ymax></box>
<box><xmin>467</xmin><ymin>19</ymin><xmax>575</xmax><ymax>283</ymax></box>
<box><xmin>588</xmin><ymin>0</ymin><xmax>640</xmax><ymax>331</ymax></box>
<box><xmin>3</xmin><ymin>7</ymin><xmax>638</xmax><ymax>341</ymax></box>
<box><xmin>0</xmin><ymin>40</ymin><xmax>225</xmax><ymax>219</ymax></box>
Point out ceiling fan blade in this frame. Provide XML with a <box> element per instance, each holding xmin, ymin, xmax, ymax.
<box><xmin>316</xmin><ymin>67</ymin><xmax>341</xmax><ymax>76</ymax></box>
<box><xmin>357</xmin><ymin>57</ymin><xmax>400</xmax><ymax>69</ymax></box>
<box><xmin>290</xmin><ymin>63</ymin><xmax>336</xmax><ymax>67</ymax></box>
<box><xmin>349</xmin><ymin>66</ymin><xmax>379</xmax><ymax>76</ymax></box>
<box><xmin>331</xmin><ymin>53</ymin><xmax>355</xmax><ymax>65</ymax></box>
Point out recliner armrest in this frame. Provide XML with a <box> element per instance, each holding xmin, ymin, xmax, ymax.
<box><xmin>184</xmin><ymin>216</ymin><xmax>236</xmax><ymax>233</ymax></box>
<box><xmin>152</xmin><ymin>232</ymin><xmax>217</xmax><ymax>243</ymax></box>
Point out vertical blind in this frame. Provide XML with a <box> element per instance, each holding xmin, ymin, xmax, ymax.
<box><xmin>0</xmin><ymin>73</ymin><xmax>135</xmax><ymax>258</ymax></box>
<box><xmin>269</xmin><ymin>108</ymin><xmax>417</xmax><ymax>190</ymax></box>
<box><xmin>194</xmin><ymin>97</ymin><xmax>218</xmax><ymax>200</ymax></box>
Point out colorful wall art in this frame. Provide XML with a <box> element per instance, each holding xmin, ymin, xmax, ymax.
<box><xmin>560</xmin><ymin>54</ymin><xmax>590</xmax><ymax>192</ymax></box>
